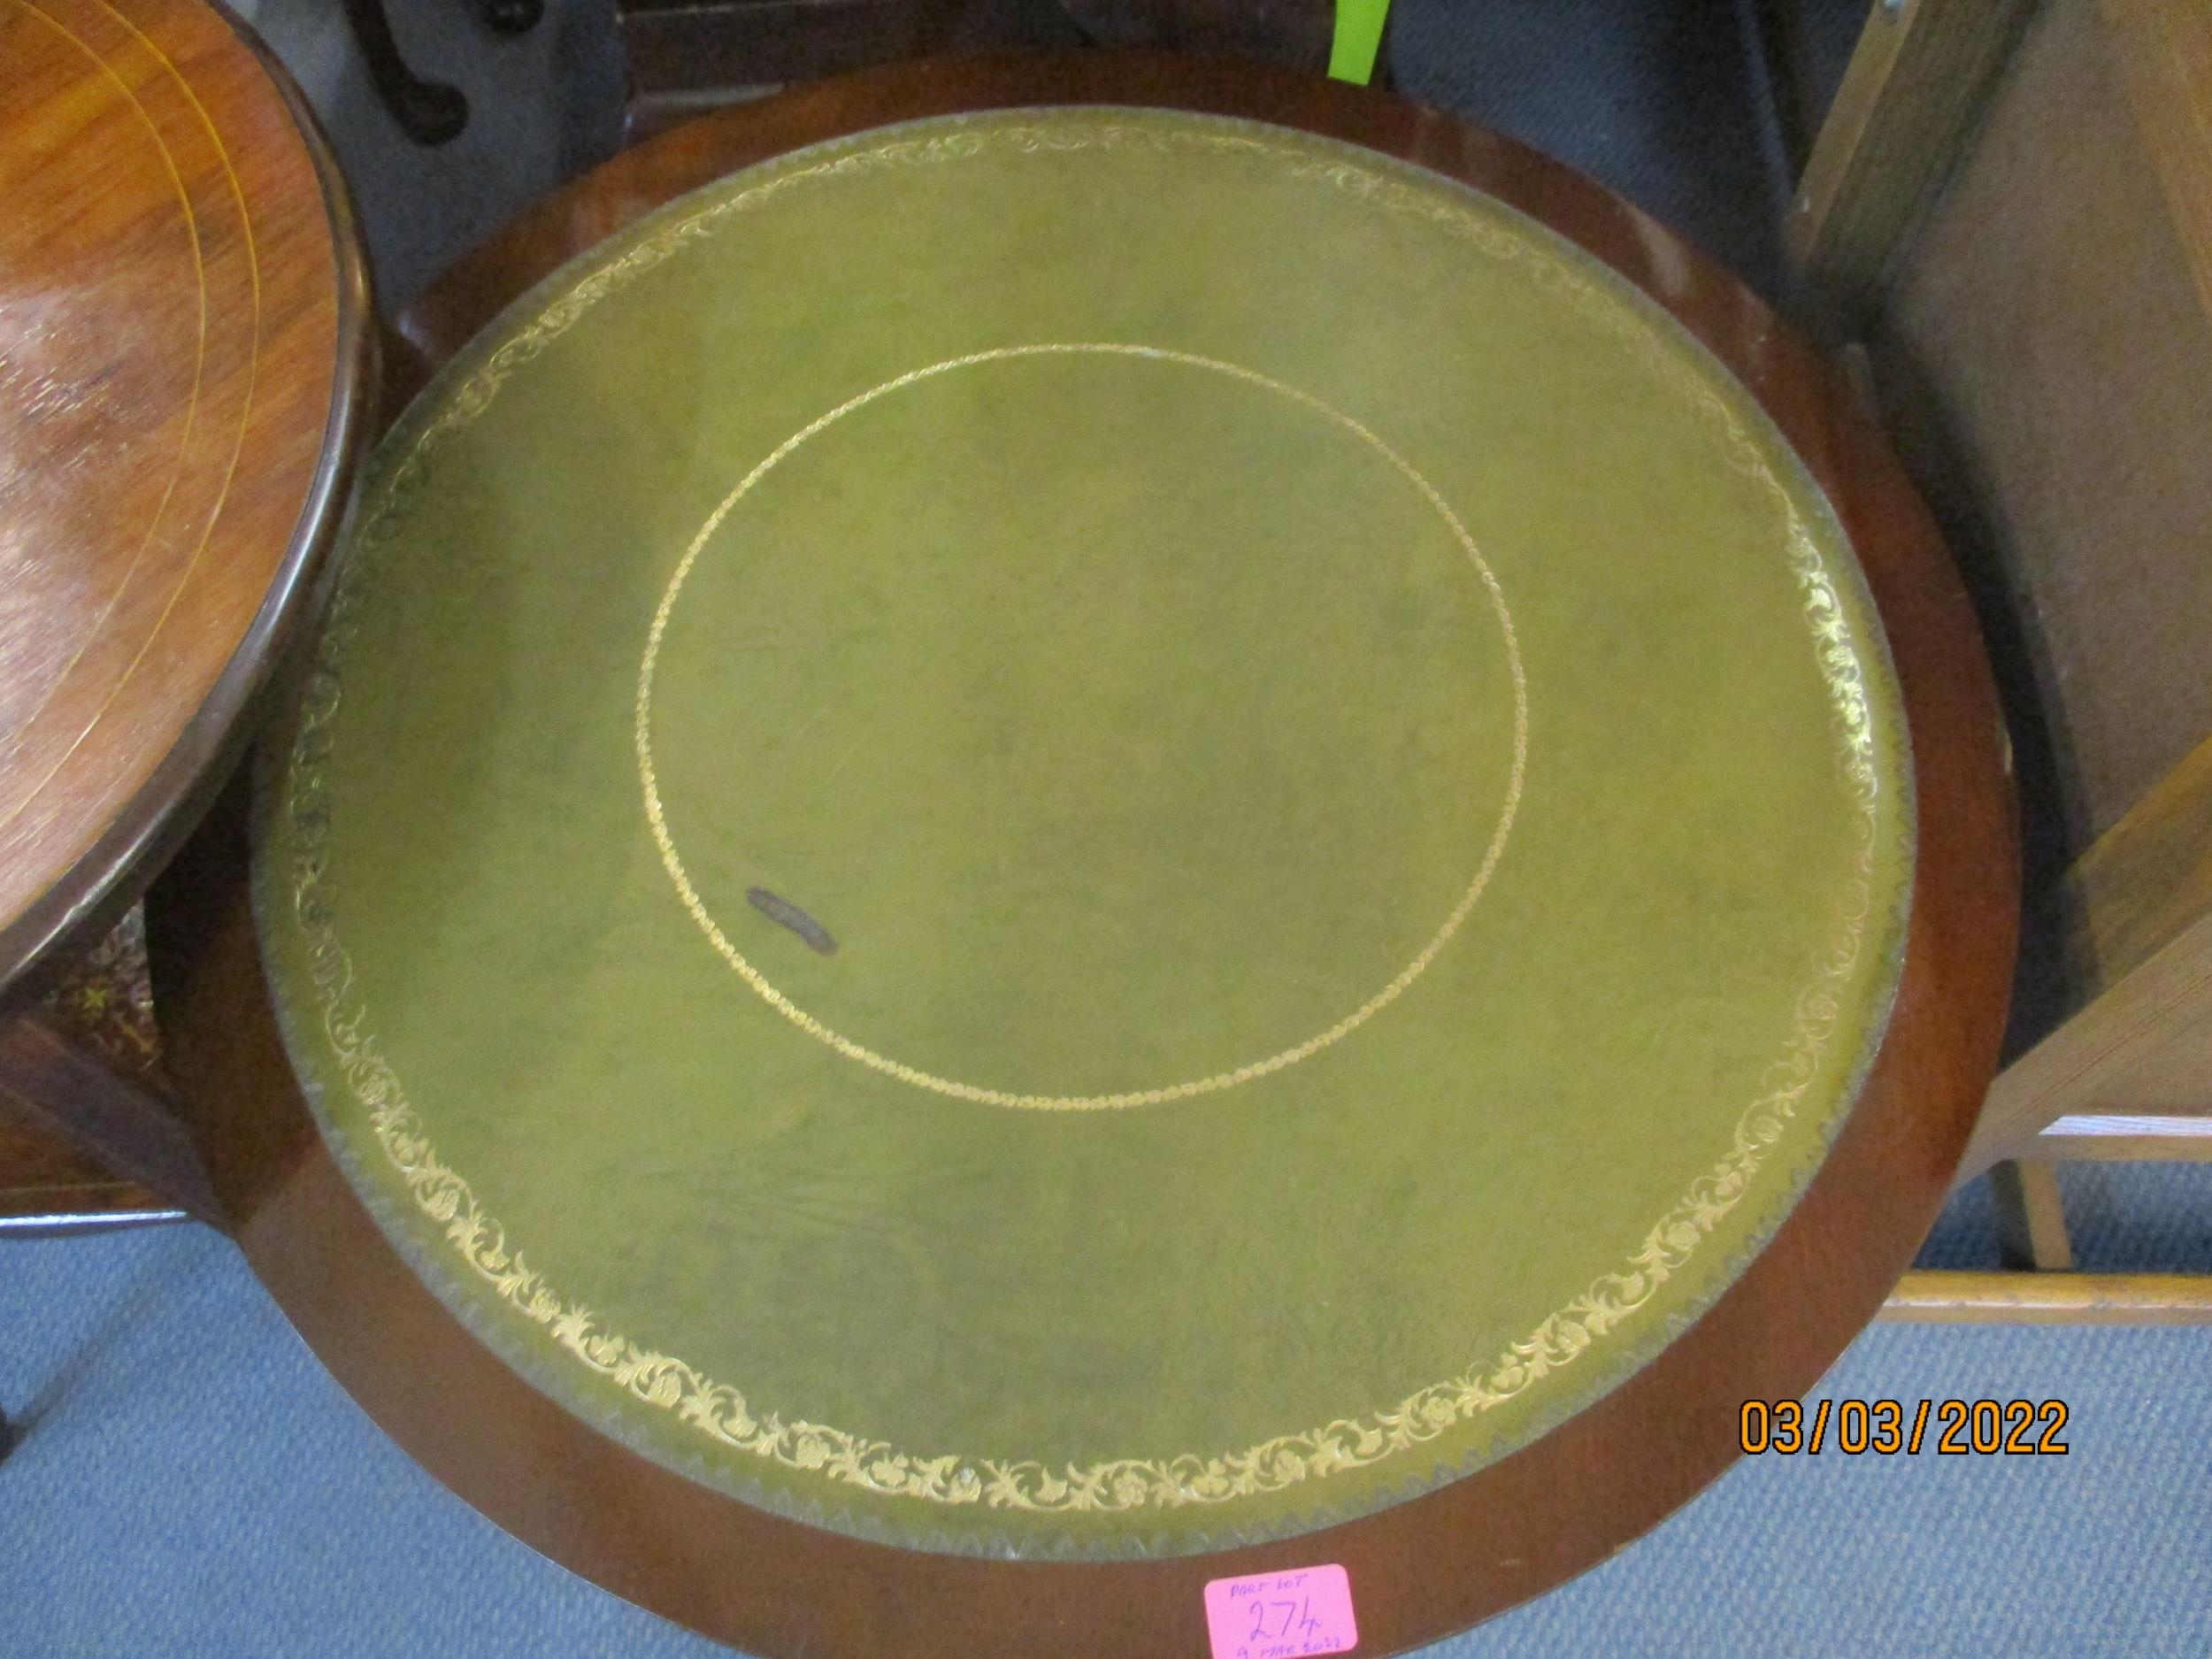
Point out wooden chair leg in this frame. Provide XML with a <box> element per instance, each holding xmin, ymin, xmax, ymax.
<box><xmin>340</xmin><ymin>0</ymin><xmax>468</xmax><ymax>145</ymax></box>
<box><xmin>1990</xmin><ymin>1157</ymin><xmax>2074</xmax><ymax>1271</ymax></box>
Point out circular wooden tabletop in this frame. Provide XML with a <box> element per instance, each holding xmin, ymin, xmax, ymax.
<box><xmin>0</xmin><ymin>0</ymin><xmax>371</xmax><ymax>994</ymax></box>
<box><xmin>149</xmin><ymin>50</ymin><xmax>2018</xmax><ymax>1659</ymax></box>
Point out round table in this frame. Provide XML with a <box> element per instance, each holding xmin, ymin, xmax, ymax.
<box><xmin>0</xmin><ymin>0</ymin><xmax>372</xmax><ymax>993</ymax></box>
<box><xmin>150</xmin><ymin>50</ymin><xmax>2017</xmax><ymax>1659</ymax></box>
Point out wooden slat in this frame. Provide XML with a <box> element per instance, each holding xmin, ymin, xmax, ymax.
<box><xmin>2033</xmin><ymin>1112</ymin><xmax>2212</xmax><ymax>1161</ymax></box>
<box><xmin>1989</xmin><ymin>1158</ymin><xmax>2073</xmax><ymax>1270</ymax></box>
<box><xmin>2055</xmin><ymin>729</ymin><xmax>2212</xmax><ymax>1001</ymax></box>
<box><xmin>1960</xmin><ymin>718</ymin><xmax>2212</xmax><ymax>1166</ymax></box>
<box><xmin>1883</xmin><ymin>1270</ymin><xmax>2212</xmax><ymax>1323</ymax></box>
<box><xmin>1961</xmin><ymin>904</ymin><xmax>2212</xmax><ymax>1176</ymax></box>
<box><xmin>2085</xmin><ymin>1011</ymin><xmax>2212</xmax><ymax>1114</ymax></box>
<box><xmin>1788</xmin><ymin>0</ymin><xmax>2038</xmax><ymax>314</ymax></box>
<box><xmin>1963</xmin><ymin>727</ymin><xmax>2212</xmax><ymax>1156</ymax></box>
<box><xmin>2103</xmin><ymin>0</ymin><xmax>2212</xmax><ymax>325</ymax></box>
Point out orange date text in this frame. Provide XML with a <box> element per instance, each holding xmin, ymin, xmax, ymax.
<box><xmin>1738</xmin><ymin>1398</ymin><xmax>2069</xmax><ymax>1455</ymax></box>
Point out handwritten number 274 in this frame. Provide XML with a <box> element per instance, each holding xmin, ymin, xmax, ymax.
<box><xmin>1250</xmin><ymin>1598</ymin><xmax>1322</xmax><ymax>1643</ymax></box>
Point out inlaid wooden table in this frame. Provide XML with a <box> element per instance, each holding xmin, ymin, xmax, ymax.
<box><xmin>0</xmin><ymin>0</ymin><xmax>371</xmax><ymax>1223</ymax></box>
<box><xmin>150</xmin><ymin>51</ymin><xmax>2016</xmax><ymax>1657</ymax></box>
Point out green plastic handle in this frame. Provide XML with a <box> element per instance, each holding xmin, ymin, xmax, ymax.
<box><xmin>1328</xmin><ymin>0</ymin><xmax>1390</xmax><ymax>84</ymax></box>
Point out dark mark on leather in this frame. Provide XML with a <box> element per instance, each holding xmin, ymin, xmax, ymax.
<box><xmin>747</xmin><ymin>887</ymin><xmax>838</xmax><ymax>956</ymax></box>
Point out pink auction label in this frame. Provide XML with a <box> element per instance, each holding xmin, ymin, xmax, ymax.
<box><xmin>1203</xmin><ymin>1563</ymin><xmax>1358</xmax><ymax>1659</ymax></box>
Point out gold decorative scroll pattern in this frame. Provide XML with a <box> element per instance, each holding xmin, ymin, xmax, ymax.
<box><xmin>288</xmin><ymin>116</ymin><xmax>1893</xmax><ymax>1518</ymax></box>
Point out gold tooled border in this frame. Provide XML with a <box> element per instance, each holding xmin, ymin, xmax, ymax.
<box><xmin>276</xmin><ymin>112</ymin><xmax>1894</xmax><ymax>1523</ymax></box>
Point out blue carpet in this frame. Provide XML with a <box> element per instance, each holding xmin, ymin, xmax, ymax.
<box><xmin>5</xmin><ymin>1219</ymin><xmax>2210</xmax><ymax>1656</ymax></box>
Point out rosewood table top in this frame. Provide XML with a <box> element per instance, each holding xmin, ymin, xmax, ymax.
<box><xmin>0</xmin><ymin>0</ymin><xmax>370</xmax><ymax>995</ymax></box>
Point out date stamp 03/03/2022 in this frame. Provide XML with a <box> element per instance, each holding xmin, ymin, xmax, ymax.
<box><xmin>1740</xmin><ymin>1398</ymin><xmax>2071</xmax><ymax>1456</ymax></box>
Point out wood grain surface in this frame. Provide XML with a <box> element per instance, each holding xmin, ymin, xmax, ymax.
<box><xmin>0</xmin><ymin>0</ymin><xmax>371</xmax><ymax>994</ymax></box>
<box><xmin>150</xmin><ymin>52</ymin><xmax>2019</xmax><ymax>1659</ymax></box>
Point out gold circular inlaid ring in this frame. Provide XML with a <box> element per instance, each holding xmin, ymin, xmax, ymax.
<box><xmin>634</xmin><ymin>342</ymin><xmax>1529</xmax><ymax>1111</ymax></box>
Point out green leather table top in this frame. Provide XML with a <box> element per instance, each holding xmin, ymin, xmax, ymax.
<box><xmin>257</xmin><ymin>107</ymin><xmax>1912</xmax><ymax>1560</ymax></box>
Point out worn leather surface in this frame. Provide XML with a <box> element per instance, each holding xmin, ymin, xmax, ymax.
<box><xmin>255</xmin><ymin>108</ymin><xmax>1912</xmax><ymax>1558</ymax></box>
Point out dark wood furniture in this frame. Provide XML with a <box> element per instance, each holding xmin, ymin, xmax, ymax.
<box><xmin>149</xmin><ymin>50</ymin><xmax>2016</xmax><ymax>1655</ymax></box>
<box><xmin>614</xmin><ymin>0</ymin><xmax>1338</xmax><ymax>137</ymax></box>
<box><xmin>0</xmin><ymin>910</ymin><xmax>182</xmax><ymax>1231</ymax></box>
<box><xmin>0</xmin><ymin>0</ymin><xmax>373</xmax><ymax>1231</ymax></box>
